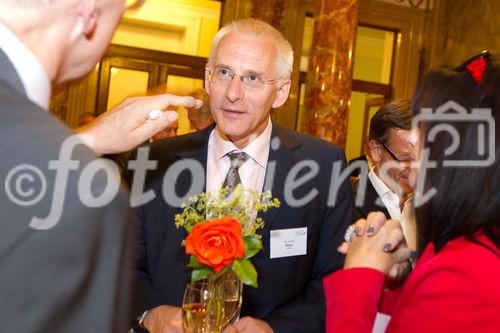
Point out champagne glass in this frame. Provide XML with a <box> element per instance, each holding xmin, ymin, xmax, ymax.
<box><xmin>216</xmin><ymin>275</ymin><xmax>243</xmax><ymax>328</ymax></box>
<box><xmin>182</xmin><ymin>272</ymin><xmax>243</xmax><ymax>333</ymax></box>
<box><xmin>182</xmin><ymin>281</ymin><xmax>210</xmax><ymax>333</ymax></box>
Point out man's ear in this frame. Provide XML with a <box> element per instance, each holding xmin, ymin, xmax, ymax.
<box><xmin>368</xmin><ymin>139</ymin><xmax>381</xmax><ymax>163</ymax></box>
<box><xmin>272</xmin><ymin>79</ymin><xmax>291</xmax><ymax>108</ymax></box>
<box><xmin>80</xmin><ymin>0</ymin><xmax>97</xmax><ymax>37</ymax></box>
<box><xmin>204</xmin><ymin>68</ymin><xmax>211</xmax><ymax>94</ymax></box>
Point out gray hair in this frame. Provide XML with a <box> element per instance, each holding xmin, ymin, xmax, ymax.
<box><xmin>207</xmin><ymin>18</ymin><xmax>294</xmax><ymax>79</ymax></box>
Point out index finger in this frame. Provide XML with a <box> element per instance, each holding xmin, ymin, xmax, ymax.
<box><xmin>151</xmin><ymin>93</ymin><xmax>203</xmax><ymax>109</ymax></box>
<box><xmin>365</xmin><ymin>211</ymin><xmax>387</xmax><ymax>236</ymax></box>
<box><xmin>382</xmin><ymin>219</ymin><xmax>405</xmax><ymax>252</ymax></box>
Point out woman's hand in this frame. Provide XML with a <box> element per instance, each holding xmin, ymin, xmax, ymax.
<box><xmin>343</xmin><ymin>212</ymin><xmax>412</xmax><ymax>275</ymax></box>
<box><xmin>337</xmin><ymin>210</ymin><xmax>392</xmax><ymax>255</ymax></box>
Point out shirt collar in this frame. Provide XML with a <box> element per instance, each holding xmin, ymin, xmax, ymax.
<box><xmin>368</xmin><ymin>169</ymin><xmax>397</xmax><ymax>200</ymax></box>
<box><xmin>212</xmin><ymin>117</ymin><xmax>272</xmax><ymax>167</ymax></box>
<box><xmin>0</xmin><ymin>21</ymin><xmax>51</xmax><ymax>110</ymax></box>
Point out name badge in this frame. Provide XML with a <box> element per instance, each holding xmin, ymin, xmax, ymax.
<box><xmin>373</xmin><ymin>313</ymin><xmax>391</xmax><ymax>333</ymax></box>
<box><xmin>270</xmin><ymin>227</ymin><xmax>307</xmax><ymax>259</ymax></box>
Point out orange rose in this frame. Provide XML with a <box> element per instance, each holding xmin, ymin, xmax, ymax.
<box><xmin>185</xmin><ymin>216</ymin><xmax>246</xmax><ymax>273</ymax></box>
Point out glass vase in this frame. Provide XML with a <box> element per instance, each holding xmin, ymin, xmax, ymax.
<box><xmin>182</xmin><ymin>270</ymin><xmax>243</xmax><ymax>333</ymax></box>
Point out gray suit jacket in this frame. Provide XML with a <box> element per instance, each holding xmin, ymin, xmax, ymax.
<box><xmin>0</xmin><ymin>49</ymin><xmax>133</xmax><ymax>332</ymax></box>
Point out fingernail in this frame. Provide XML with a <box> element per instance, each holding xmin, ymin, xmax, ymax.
<box><xmin>366</xmin><ymin>226</ymin><xmax>374</xmax><ymax>236</ymax></box>
<box><xmin>354</xmin><ymin>226</ymin><xmax>362</xmax><ymax>235</ymax></box>
<box><xmin>165</xmin><ymin>111</ymin><xmax>178</xmax><ymax>122</ymax></box>
<box><xmin>409</xmin><ymin>251</ymin><xmax>418</xmax><ymax>262</ymax></box>
<box><xmin>383</xmin><ymin>243</ymin><xmax>392</xmax><ymax>252</ymax></box>
<box><xmin>389</xmin><ymin>265</ymin><xmax>400</xmax><ymax>278</ymax></box>
<box><xmin>185</xmin><ymin>96</ymin><xmax>195</xmax><ymax>105</ymax></box>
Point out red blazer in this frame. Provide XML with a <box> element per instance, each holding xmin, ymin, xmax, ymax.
<box><xmin>323</xmin><ymin>233</ymin><xmax>500</xmax><ymax>333</ymax></box>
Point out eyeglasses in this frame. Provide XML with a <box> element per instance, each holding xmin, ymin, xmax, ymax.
<box><xmin>207</xmin><ymin>67</ymin><xmax>280</xmax><ymax>89</ymax></box>
<box><xmin>381</xmin><ymin>142</ymin><xmax>413</xmax><ymax>168</ymax></box>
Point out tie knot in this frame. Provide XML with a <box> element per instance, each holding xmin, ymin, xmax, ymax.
<box><xmin>227</xmin><ymin>151</ymin><xmax>248</xmax><ymax>170</ymax></box>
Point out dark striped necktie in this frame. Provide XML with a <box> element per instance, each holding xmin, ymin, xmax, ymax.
<box><xmin>222</xmin><ymin>151</ymin><xmax>249</xmax><ymax>193</ymax></box>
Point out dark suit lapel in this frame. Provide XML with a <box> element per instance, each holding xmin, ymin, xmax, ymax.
<box><xmin>353</xmin><ymin>177</ymin><xmax>391</xmax><ymax>218</ymax></box>
<box><xmin>0</xmin><ymin>48</ymin><xmax>26</xmax><ymax>96</ymax></box>
<box><xmin>367</xmin><ymin>178</ymin><xmax>391</xmax><ymax>218</ymax></box>
<box><xmin>259</xmin><ymin>122</ymin><xmax>302</xmax><ymax>230</ymax></box>
<box><xmin>175</xmin><ymin>125</ymin><xmax>214</xmax><ymax>194</ymax></box>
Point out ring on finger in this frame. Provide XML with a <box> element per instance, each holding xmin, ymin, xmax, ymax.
<box><xmin>344</xmin><ymin>225</ymin><xmax>357</xmax><ymax>243</ymax></box>
<box><xmin>147</xmin><ymin>108</ymin><xmax>162</xmax><ymax>120</ymax></box>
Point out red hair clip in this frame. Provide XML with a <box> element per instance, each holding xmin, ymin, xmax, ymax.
<box><xmin>456</xmin><ymin>50</ymin><xmax>490</xmax><ymax>84</ymax></box>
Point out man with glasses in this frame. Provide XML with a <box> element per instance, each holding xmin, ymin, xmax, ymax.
<box><xmin>133</xmin><ymin>18</ymin><xmax>352</xmax><ymax>333</ymax></box>
<box><xmin>353</xmin><ymin>101</ymin><xmax>417</xmax><ymax>250</ymax></box>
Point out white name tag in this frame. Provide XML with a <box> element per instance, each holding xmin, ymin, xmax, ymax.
<box><xmin>270</xmin><ymin>227</ymin><xmax>307</xmax><ymax>259</ymax></box>
<box><xmin>372</xmin><ymin>312</ymin><xmax>391</xmax><ymax>333</ymax></box>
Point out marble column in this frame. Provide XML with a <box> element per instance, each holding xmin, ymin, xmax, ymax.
<box><xmin>250</xmin><ymin>0</ymin><xmax>285</xmax><ymax>28</ymax></box>
<box><xmin>304</xmin><ymin>0</ymin><xmax>359</xmax><ymax>147</ymax></box>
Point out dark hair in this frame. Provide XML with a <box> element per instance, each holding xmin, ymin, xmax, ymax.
<box><xmin>369</xmin><ymin>101</ymin><xmax>412</xmax><ymax>144</ymax></box>
<box><xmin>412</xmin><ymin>54</ymin><xmax>499</xmax><ymax>254</ymax></box>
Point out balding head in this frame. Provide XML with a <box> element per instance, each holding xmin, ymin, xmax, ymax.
<box><xmin>0</xmin><ymin>0</ymin><xmax>125</xmax><ymax>86</ymax></box>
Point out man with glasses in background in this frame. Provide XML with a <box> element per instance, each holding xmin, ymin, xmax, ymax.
<box><xmin>352</xmin><ymin>101</ymin><xmax>417</xmax><ymax>251</ymax></box>
<box><xmin>133</xmin><ymin>18</ymin><xmax>352</xmax><ymax>333</ymax></box>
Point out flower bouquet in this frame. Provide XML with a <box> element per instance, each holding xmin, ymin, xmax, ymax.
<box><xmin>175</xmin><ymin>185</ymin><xmax>280</xmax><ymax>332</ymax></box>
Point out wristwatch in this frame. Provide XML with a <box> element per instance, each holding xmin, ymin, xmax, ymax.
<box><xmin>132</xmin><ymin>310</ymin><xmax>150</xmax><ymax>332</ymax></box>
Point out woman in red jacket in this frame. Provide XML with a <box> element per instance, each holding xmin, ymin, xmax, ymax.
<box><xmin>324</xmin><ymin>51</ymin><xmax>499</xmax><ymax>333</ymax></box>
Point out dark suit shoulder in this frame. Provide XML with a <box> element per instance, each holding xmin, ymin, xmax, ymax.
<box><xmin>131</xmin><ymin>128</ymin><xmax>211</xmax><ymax>190</ymax></box>
<box><xmin>147</xmin><ymin>127</ymin><xmax>211</xmax><ymax>160</ymax></box>
<box><xmin>272</xmin><ymin>123</ymin><xmax>345</xmax><ymax>163</ymax></box>
<box><xmin>351</xmin><ymin>175</ymin><xmax>390</xmax><ymax>221</ymax></box>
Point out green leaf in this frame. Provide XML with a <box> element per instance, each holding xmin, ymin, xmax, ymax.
<box><xmin>191</xmin><ymin>268</ymin><xmax>212</xmax><ymax>282</ymax></box>
<box><xmin>232</xmin><ymin>259</ymin><xmax>258</xmax><ymax>288</ymax></box>
<box><xmin>187</xmin><ymin>256</ymin><xmax>203</xmax><ymax>269</ymax></box>
<box><xmin>243</xmin><ymin>235</ymin><xmax>262</xmax><ymax>259</ymax></box>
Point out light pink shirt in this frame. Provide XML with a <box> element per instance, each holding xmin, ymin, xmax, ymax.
<box><xmin>206</xmin><ymin>117</ymin><xmax>272</xmax><ymax>193</ymax></box>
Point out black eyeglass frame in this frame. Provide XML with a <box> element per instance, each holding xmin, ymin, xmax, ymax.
<box><xmin>380</xmin><ymin>142</ymin><xmax>413</xmax><ymax>167</ymax></box>
<box><xmin>205</xmin><ymin>68</ymin><xmax>281</xmax><ymax>88</ymax></box>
